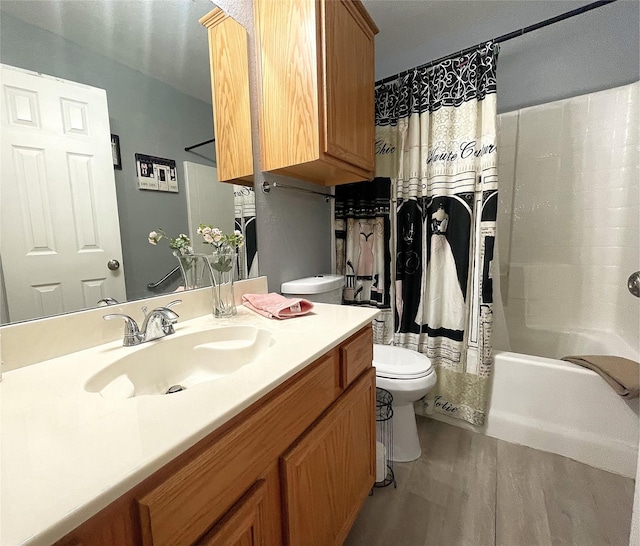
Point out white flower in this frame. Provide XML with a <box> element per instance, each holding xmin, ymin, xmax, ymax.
<box><xmin>148</xmin><ymin>237</ymin><xmax>157</xmax><ymax>245</ymax></box>
<box><xmin>196</xmin><ymin>227</ymin><xmax>203</xmax><ymax>235</ymax></box>
<box><xmin>196</xmin><ymin>224</ymin><xmax>243</xmax><ymax>249</ymax></box>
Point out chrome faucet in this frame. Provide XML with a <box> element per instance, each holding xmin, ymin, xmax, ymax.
<box><xmin>104</xmin><ymin>300</ymin><xmax>181</xmax><ymax>346</ymax></box>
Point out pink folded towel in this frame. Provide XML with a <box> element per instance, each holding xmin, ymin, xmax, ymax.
<box><xmin>242</xmin><ymin>293</ymin><xmax>314</xmax><ymax>319</ymax></box>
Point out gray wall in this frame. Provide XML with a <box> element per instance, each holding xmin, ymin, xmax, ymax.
<box><xmin>10</xmin><ymin>0</ymin><xmax>629</xmax><ymax>304</ymax></box>
<box><xmin>214</xmin><ymin>0</ymin><xmax>639</xmax><ymax>295</ymax></box>
<box><xmin>1</xmin><ymin>13</ymin><xmax>217</xmax><ymax>301</ymax></box>
<box><xmin>371</xmin><ymin>0</ymin><xmax>640</xmax><ymax>114</ymax></box>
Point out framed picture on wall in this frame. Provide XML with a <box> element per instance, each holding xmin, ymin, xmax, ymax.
<box><xmin>111</xmin><ymin>134</ymin><xmax>122</xmax><ymax>170</ymax></box>
<box><xmin>135</xmin><ymin>153</ymin><xmax>178</xmax><ymax>192</ymax></box>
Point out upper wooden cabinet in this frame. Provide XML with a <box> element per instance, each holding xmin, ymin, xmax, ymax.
<box><xmin>254</xmin><ymin>0</ymin><xmax>379</xmax><ymax>186</ymax></box>
<box><xmin>200</xmin><ymin>9</ymin><xmax>254</xmax><ymax>185</ymax></box>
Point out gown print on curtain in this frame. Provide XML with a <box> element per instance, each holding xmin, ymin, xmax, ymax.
<box><xmin>335</xmin><ymin>178</ymin><xmax>393</xmax><ymax>343</ymax></box>
<box><xmin>376</xmin><ymin>42</ymin><xmax>499</xmax><ymax>426</ymax></box>
<box><xmin>233</xmin><ymin>185</ymin><xmax>258</xmax><ymax>280</ymax></box>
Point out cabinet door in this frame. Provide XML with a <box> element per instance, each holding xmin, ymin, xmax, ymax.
<box><xmin>254</xmin><ymin>0</ymin><xmax>320</xmax><ymax>172</ymax></box>
<box><xmin>322</xmin><ymin>0</ymin><xmax>376</xmax><ymax>173</ymax></box>
<box><xmin>281</xmin><ymin>369</ymin><xmax>376</xmax><ymax>546</ymax></box>
<box><xmin>201</xmin><ymin>8</ymin><xmax>253</xmax><ymax>184</ymax></box>
<box><xmin>196</xmin><ymin>480</ymin><xmax>267</xmax><ymax>546</ymax></box>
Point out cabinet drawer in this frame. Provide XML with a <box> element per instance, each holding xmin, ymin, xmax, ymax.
<box><xmin>195</xmin><ymin>480</ymin><xmax>267</xmax><ymax>546</ymax></box>
<box><xmin>136</xmin><ymin>353</ymin><xmax>339</xmax><ymax>546</ymax></box>
<box><xmin>339</xmin><ymin>326</ymin><xmax>373</xmax><ymax>388</ymax></box>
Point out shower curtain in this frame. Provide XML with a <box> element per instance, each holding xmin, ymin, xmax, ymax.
<box><xmin>335</xmin><ymin>178</ymin><xmax>393</xmax><ymax>343</ymax></box>
<box><xmin>375</xmin><ymin>42</ymin><xmax>499</xmax><ymax>426</ymax></box>
<box><xmin>233</xmin><ymin>185</ymin><xmax>258</xmax><ymax>280</ymax></box>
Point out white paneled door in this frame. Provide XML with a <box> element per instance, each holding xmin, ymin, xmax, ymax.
<box><xmin>183</xmin><ymin>161</ymin><xmax>234</xmax><ymax>255</ymax></box>
<box><xmin>0</xmin><ymin>64</ymin><xmax>126</xmax><ymax>322</ymax></box>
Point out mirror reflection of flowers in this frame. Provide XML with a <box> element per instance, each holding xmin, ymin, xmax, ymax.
<box><xmin>197</xmin><ymin>224</ymin><xmax>244</xmax><ymax>273</ymax></box>
<box><xmin>147</xmin><ymin>229</ymin><xmax>194</xmax><ymax>256</ymax></box>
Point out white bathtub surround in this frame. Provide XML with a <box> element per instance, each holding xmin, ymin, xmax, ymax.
<box><xmin>466</xmin><ymin>82</ymin><xmax>640</xmax><ymax>480</ymax></box>
<box><xmin>497</xmin><ymin>82</ymin><xmax>639</xmax><ymax>360</ymax></box>
<box><xmin>0</xmin><ymin>300</ymin><xmax>379</xmax><ymax>545</ymax></box>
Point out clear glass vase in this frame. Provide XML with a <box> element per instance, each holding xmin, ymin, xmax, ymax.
<box><xmin>208</xmin><ymin>245</ymin><xmax>236</xmax><ymax>318</ymax></box>
<box><xmin>173</xmin><ymin>252</ymin><xmax>210</xmax><ymax>290</ymax></box>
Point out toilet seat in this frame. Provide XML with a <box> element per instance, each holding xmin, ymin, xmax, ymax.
<box><xmin>375</xmin><ymin>367</ymin><xmax>435</xmax><ymax>380</ymax></box>
<box><xmin>373</xmin><ymin>345</ymin><xmax>434</xmax><ymax>380</ymax></box>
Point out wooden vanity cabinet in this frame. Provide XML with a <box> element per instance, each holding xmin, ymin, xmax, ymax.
<box><xmin>54</xmin><ymin>326</ymin><xmax>374</xmax><ymax>546</ymax></box>
<box><xmin>282</xmin><ymin>369</ymin><xmax>375</xmax><ymax>545</ymax></box>
<box><xmin>254</xmin><ymin>0</ymin><xmax>379</xmax><ymax>186</ymax></box>
<box><xmin>200</xmin><ymin>8</ymin><xmax>254</xmax><ymax>185</ymax></box>
<box><xmin>194</xmin><ymin>475</ymin><xmax>275</xmax><ymax>546</ymax></box>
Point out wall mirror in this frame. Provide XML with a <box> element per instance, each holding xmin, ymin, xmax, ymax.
<box><xmin>0</xmin><ymin>0</ymin><xmax>258</xmax><ymax>326</ymax></box>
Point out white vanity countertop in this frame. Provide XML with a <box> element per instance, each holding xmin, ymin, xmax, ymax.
<box><xmin>1</xmin><ymin>303</ymin><xmax>379</xmax><ymax>546</ymax></box>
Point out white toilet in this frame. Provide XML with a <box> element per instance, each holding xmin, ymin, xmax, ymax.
<box><xmin>373</xmin><ymin>344</ymin><xmax>436</xmax><ymax>462</ymax></box>
<box><xmin>280</xmin><ymin>275</ymin><xmax>344</xmax><ymax>304</ymax></box>
<box><xmin>281</xmin><ymin>275</ymin><xmax>436</xmax><ymax>462</ymax></box>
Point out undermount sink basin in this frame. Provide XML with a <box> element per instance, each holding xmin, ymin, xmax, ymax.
<box><xmin>85</xmin><ymin>326</ymin><xmax>273</xmax><ymax>400</ymax></box>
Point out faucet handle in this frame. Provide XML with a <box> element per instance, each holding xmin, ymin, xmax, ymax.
<box><xmin>140</xmin><ymin>307</ymin><xmax>179</xmax><ymax>340</ymax></box>
<box><xmin>154</xmin><ymin>307</ymin><xmax>179</xmax><ymax>322</ymax></box>
<box><xmin>97</xmin><ymin>297</ymin><xmax>119</xmax><ymax>306</ymax></box>
<box><xmin>103</xmin><ymin>313</ymin><xmax>141</xmax><ymax>346</ymax></box>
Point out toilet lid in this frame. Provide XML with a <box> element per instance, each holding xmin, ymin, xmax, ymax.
<box><xmin>372</xmin><ymin>345</ymin><xmax>435</xmax><ymax>380</ymax></box>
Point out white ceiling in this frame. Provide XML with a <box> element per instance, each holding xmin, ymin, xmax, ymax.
<box><xmin>0</xmin><ymin>0</ymin><xmax>217</xmax><ymax>103</ymax></box>
<box><xmin>0</xmin><ymin>0</ymin><xmax>600</xmax><ymax>104</ymax></box>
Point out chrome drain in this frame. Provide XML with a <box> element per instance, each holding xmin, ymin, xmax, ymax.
<box><xmin>165</xmin><ymin>385</ymin><xmax>186</xmax><ymax>394</ymax></box>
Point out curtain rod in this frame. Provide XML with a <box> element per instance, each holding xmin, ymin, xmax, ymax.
<box><xmin>261</xmin><ymin>180</ymin><xmax>334</xmax><ymax>201</ymax></box>
<box><xmin>375</xmin><ymin>0</ymin><xmax>618</xmax><ymax>87</ymax></box>
<box><xmin>185</xmin><ymin>137</ymin><xmax>215</xmax><ymax>152</ymax></box>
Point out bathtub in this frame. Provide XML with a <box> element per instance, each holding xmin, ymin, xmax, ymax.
<box><xmin>505</xmin><ymin>326</ymin><xmax>639</xmax><ymax>363</ymax></box>
<box><xmin>486</xmin><ymin>342</ymin><xmax>639</xmax><ymax>478</ymax></box>
<box><xmin>428</xmin><ymin>329</ymin><xmax>639</xmax><ymax>477</ymax></box>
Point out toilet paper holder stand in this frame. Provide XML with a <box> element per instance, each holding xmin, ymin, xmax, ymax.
<box><xmin>374</xmin><ymin>387</ymin><xmax>396</xmax><ymax>489</ymax></box>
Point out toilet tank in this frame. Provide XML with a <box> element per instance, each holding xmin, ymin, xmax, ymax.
<box><xmin>280</xmin><ymin>275</ymin><xmax>344</xmax><ymax>304</ymax></box>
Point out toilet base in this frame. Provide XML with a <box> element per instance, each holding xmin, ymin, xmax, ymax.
<box><xmin>390</xmin><ymin>402</ymin><xmax>422</xmax><ymax>462</ymax></box>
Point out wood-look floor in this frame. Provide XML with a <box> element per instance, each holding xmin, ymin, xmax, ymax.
<box><xmin>345</xmin><ymin>416</ymin><xmax>635</xmax><ymax>546</ymax></box>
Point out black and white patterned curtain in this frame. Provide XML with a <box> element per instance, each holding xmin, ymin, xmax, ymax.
<box><xmin>335</xmin><ymin>178</ymin><xmax>391</xmax><ymax>307</ymax></box>
<box><xmin>233</xmin><ymin>185</ymin><xmax>258</xmax><ymax>280</ymax></box>
<box><xmin>335</xmin><ymin>178</ymin><xmax>393</xmax><ymax>341</ymax></box>
<box><xmin>375</xmin><ymin>42</ymin><xmax>499</xmax><ymax>426</ymax></box>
